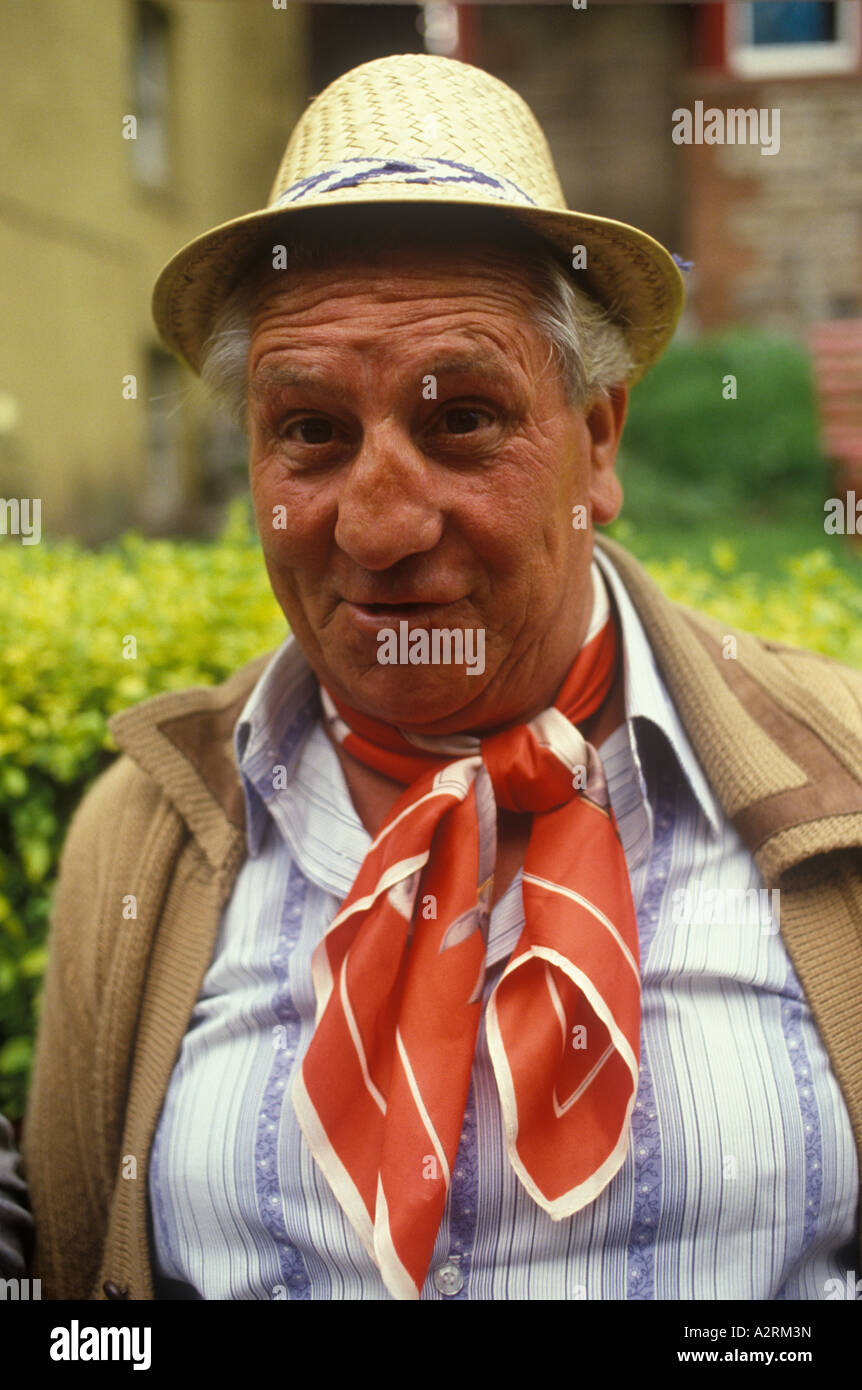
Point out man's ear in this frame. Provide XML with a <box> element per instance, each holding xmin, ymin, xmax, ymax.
<box><xmin>587</xmin><ymin>384</ymin><xmax>628</xmax><ymax>525</ymax></box>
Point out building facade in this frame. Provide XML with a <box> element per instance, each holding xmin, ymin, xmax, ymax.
<box><xmin>0</xmin><ymin>0</ymin><xmax>307</xmax><ymax>540</ymax></box>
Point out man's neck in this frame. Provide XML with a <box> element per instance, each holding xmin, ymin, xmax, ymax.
<box><xmin>579</xmin><ymin>657</ymin><xmax>626</xmax><ymax>751</ymax></box>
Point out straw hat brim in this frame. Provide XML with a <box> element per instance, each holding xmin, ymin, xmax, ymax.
<box><xmin>152</xmin><ymin>182</ymin><xmax>684</xmax><ymax>387</ymax></box>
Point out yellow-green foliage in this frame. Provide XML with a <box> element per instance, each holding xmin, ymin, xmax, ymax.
<box><xmin>1</xmin><ymin>504</ymin><xmax>860</xmax><ymax>1116</ymax></box>
<box><xmin>0</xmin><ymin>502</ymin><xmax>287</xmax><ymax>1116</ymax></box>
<box><xmin>643</xmin><ymin>542</ymin><xmax>862</xmax><ymax>670</ymax></box>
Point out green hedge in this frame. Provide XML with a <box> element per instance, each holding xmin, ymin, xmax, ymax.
<box><xmin>2</xmin><ymin>501</ymin><xmax>862</xmax><ymax>1119</ymax></box>
<box><xmin>618</xmin><ymin>331</ymin><xmax>830</xmax><ymax>529</ymax></box>
<box><xmin>0</xmin><ymin>501</ymin><xmax>287</xmax><ymax>1118</ymax></box>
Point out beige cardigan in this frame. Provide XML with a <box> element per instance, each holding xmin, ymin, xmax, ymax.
<box><xmin>21</xmin><ymin>538</ymin><xmax>862</xmax><ymax>1299</ymax></box>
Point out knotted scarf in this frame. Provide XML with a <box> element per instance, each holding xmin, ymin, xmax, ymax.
<box><xmin>293</xmin><ymin>564</ymin><xmax>640</xmax><ymax>1299</ymax></box>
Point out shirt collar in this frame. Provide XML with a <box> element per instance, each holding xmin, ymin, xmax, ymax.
<box><xmin>234</xmin><ymin>546</ymin><xmax>724</xmax><ymax>858</ymax></box>
<box><xmin>233</xmin><ymin>634</ymin><xmax>320</xmax><ymax>857</ymax></box>
<box><xmin>593</xmin><ymin>544</ymin><xmax>724</xmax><ymax>837</ymax></box>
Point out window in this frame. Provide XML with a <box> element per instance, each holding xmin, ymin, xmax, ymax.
<box><xmin>131</xmin><ymin>1</ymin><xmax>171</xmax><ymax>188</ymax></box>
<box><xmin>727</xmin><ymin>1</ymin><xmax>860</xmax><ymax>76</ymax></box>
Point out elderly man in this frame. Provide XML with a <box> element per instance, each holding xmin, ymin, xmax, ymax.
<box><xmin>22</xmin><ymin>54</ymin><xmax>862</xmax><ymax>1302</ymax></box>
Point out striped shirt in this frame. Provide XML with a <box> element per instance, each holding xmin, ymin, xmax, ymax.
<box><xmin>148</xmin><ymin>548</ymin><xmax>858</xmax><ymax>1299</ymax></box>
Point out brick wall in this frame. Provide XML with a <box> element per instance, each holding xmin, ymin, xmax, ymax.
<box><xmin>480</xmin><ymin>2</ymin><xmax>687</xmax><ymax>255</ymax></box>
<box><xmin>677</xmin><ymin>76</ymin><xmax>862</xmax><ymax>333</ymax></box>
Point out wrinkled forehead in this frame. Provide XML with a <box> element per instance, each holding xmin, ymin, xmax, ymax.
<box><xmin>242</xmin><ymin>244</ymin><xmax>560</xmax><ymax>405</ymax></box>
<box><xmin>249</xmin><ymin>279</ymin><xmax>568</xmax><ymax>432</ymax></box>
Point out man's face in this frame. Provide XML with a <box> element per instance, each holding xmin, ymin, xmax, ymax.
<box><xmin>246</xmin><ymin>243</ymin><xmax>626</xmax><ymax>735</ymax></box>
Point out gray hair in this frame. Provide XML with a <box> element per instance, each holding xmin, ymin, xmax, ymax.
<box><xmin>199</xmin><ymin>210</ymin><xmax>635</xmax><ymax>430</ymax></box>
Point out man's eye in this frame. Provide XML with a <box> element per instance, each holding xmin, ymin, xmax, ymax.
<box><xmin>283</xmin><ymin>416</ymin><xmax>334</xmax><ymax>444</ymax></box>
<box><xmin>442</xmin><ymin>407</ymin><xmax>493</xmax><ymax>435</ymax></box>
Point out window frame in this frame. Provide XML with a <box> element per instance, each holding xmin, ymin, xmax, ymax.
<box><xmin>726</xmin><ymin>1</ymin><xmax>861</xmax><ymax>78</ymax></box>
<box><xmin>130</xmin><ymin>0</ymin><xmax>173</xmax><ymax>191</ymax></box>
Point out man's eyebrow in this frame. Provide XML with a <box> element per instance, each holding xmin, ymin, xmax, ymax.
<box><xmin>248</xmin><ymin>352</ymin><xmax>516</xmax><ymax>403</ymax></box>
<box><xmin>249</xmin><ymin>364</ymin><xmax>325</xmax><ymax>400</ymax></box>
<box><xmin>426</xmin><ymin>353</ymin><xmax>514</xmax><ymax>385</ymax></box>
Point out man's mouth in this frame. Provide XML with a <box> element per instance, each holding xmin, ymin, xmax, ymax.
<box><xmin>343</xmin><ymin>598</ymin><xmax>457</xmax><ymax>627</ymax></box>
<box><xmin>352</xmin><ymin>601</ymin><xmax>445</xmax><ymax>614</ymax></box>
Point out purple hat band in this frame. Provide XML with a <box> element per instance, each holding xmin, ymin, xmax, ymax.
<box><xmin>272</xmin><ymin>155</ymin><xmax>538</xmax><ymax>209</ymax></box>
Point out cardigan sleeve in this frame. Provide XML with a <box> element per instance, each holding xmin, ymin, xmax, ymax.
<box><xmin>20</xmin><ymin>754</ymin><xmax>168</xmax><ymax>1299</ymax></box>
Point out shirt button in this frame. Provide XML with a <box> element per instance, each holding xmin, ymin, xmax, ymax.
<box><xmin>433</xmin><ymin>1262</ymin><xmax>464</xmax><ymax>1296</ymax></box>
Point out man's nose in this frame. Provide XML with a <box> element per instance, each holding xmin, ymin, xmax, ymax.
<box><xmin>334</xmin><ymin>424</ymin><xmax>444</xmax><ymax>569</ymax></box>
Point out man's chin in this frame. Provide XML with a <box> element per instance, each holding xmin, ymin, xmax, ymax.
<box><xmin>322</xmin><ymin>666</ymin><xmax>490</xmax><ymax>733</ymax></box>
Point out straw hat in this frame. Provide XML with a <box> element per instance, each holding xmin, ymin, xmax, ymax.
<box><xmin>152</xmin><ymin>53</ymin><xmax>684</xmax><ymax>385</ymax></box>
